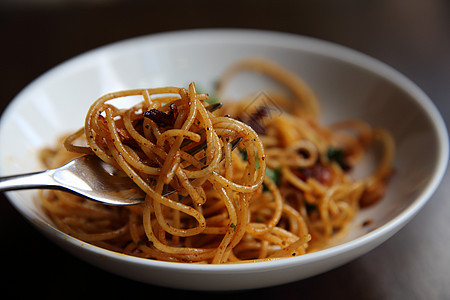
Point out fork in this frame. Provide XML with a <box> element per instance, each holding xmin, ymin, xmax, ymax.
<box><xmin>0</xmin><ymin>103</ymin><xmax>241</xmax><ymax>206</ymax></box>
<box><xmin>0</xmin><ymin>137</ymin><xmax>241</xmax><ymax>205</ymax></box>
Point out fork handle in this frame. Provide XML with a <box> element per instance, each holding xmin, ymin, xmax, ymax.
<box><xmin>0</xmin><ymin>170</ymin><xmax>57</xmax><ymax>192</ymax></box>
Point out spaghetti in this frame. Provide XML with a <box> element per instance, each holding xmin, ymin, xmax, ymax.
<box><xmin>40</xmin><ymin>58</ymin><xmax>394</xmax><ymax>263</ymax></box>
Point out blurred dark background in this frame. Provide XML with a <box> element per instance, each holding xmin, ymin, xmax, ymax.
<box><xmin>1</xmin><ymin>1</ymin><xmax>449</xmax><ymax>299</ymax></box>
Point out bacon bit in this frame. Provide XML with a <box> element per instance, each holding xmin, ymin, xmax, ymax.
<box><xmin>360</xmin><ymin>182</ymin><xmax>387</xmax><ymax>207</ymax></box>
<box><xmin>294</xmin><ymin>163</ymin><xmax>332</xmax><ymax>185</ymax></box>
<box><xmin>360</xmin><ymin>169</ymin><xmax>395</xmax><ymax>207</ymax></box>
<box><xmin>143</xmin><ymin>103</ymin><xmax>177</xmax><ymax>127</ymax></box>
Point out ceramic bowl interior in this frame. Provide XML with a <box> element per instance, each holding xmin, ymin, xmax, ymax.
<box><xmin>0</xmin><ymin>29</ymin><xmax>447</xmax><ymax>291</ymax></box>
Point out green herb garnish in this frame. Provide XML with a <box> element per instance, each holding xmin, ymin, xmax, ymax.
<box><xmin>196</xmin><ymin>85</ymin><xmax>220</xmax><ymax>105</ymax></box>
<box><xmin>239</xmin><ymin>149</ymin><xmax>248</xmax><ymax>161</ymax></box>
<box><xmin>327</xmin><ymin>146</ymin><xmax>350</xmax><ymax>171</ymax></box>
<box><xmin>263</xmin><ymin>167</ymin><xmax>282</xmax><ymax>191</ymax></box>
<box><xmin>265</xmin><ymin>167</ymin><xmax>281</xmax><ymax>186</ymax></box>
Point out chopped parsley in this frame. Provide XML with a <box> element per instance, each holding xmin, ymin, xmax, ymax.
<box><xmin>327</xmin><ymin>146</ymin><xmax>351</xmax><ymax>171</ymax></box>
<box><xmin>239</xmin><ymin>149</ymin><xmax>248</xmax><ymax>161</ymax></box>
<box><xmin>264</xmin><ymin>167</ymin><xmax>282</xmax><ymax>191</ymax></box>
<box><xmin>195</xmin><ymin>85</ymin><xmax>220</xmax><ymax>105</ymax></box>
<box><xmin>205</xmin><ymin>94</ymin><xmax>220</xmax><ymax>105</ymax></box>
<box><xmin>241</xmin><ymin>149</ymin><xmax>282</xmax><ymax>191</ymax></box>
<box><xmin>239</xmin><ymin>148</ymin><xmax>260</xmax><ymax>169</ymax></box>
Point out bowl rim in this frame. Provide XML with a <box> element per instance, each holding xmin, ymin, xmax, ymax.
<box><xmin>1</xmin><ymin>28</ymin><xmax>448</xmax><ymax>273</ymax></box>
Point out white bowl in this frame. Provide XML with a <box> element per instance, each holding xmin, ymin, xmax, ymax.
<box><xmin>0</xmin><ymin>29</ymin><xmax>448</xmax><ymax>291</ymax></box>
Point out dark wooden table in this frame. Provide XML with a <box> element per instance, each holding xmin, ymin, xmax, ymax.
<box><xmin>1</xmin><ymin>1</ymin><xmax>449</xmax><ymax>298</ymax></box>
